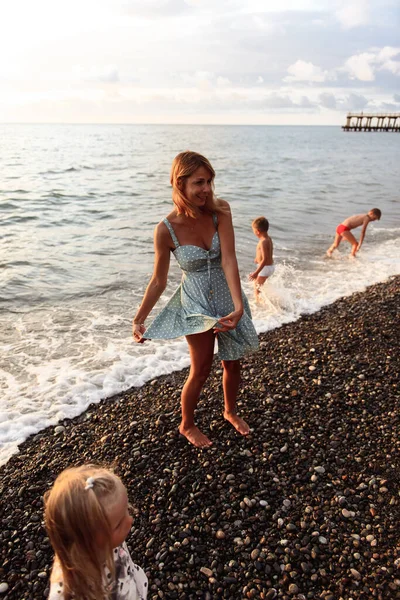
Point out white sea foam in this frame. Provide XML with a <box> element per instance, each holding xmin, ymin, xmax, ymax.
<box><xmin>1</xmin><ymin>235</ymin><xmax>399</xmax><ymax>466</ymax></box>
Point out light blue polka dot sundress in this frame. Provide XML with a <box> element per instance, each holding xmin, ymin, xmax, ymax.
<box><xmin>143</xmin><ymin>214</ymin><xmax>259</xmax><ymax>360</ymax></box>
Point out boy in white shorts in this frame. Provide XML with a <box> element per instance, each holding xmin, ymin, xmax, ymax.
<box><xmin>249</xmin><ymin>216</ymin><xmax>275</xmax><ymax>300</ymax></box>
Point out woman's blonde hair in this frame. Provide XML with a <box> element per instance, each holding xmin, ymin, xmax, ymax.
<box><xmin>170</xmin><ymin>151</ymin><xmax>225</xmax><ymax>219</ymax></box>
<box><xmin>44</xmin><ymin>465</ymin><xmax>123</xmax><ymax>600</ymax></box>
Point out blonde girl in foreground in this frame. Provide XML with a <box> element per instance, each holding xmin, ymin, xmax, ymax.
<box><xmin>45</xmin><ymin>465</ymin><xmax>148</xmax><ymax>600</ymax></box>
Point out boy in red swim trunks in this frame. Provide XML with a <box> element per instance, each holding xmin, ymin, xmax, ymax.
<box><xmin>326</xmin><ymin>208</ymin><xmax>381</xmax><ymax>258</ymax></box>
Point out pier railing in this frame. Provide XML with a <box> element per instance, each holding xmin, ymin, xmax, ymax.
<box><xmin>342</xmin><ymin>113</ymin><xmax>400</xmax><ymax>132</ymax></box>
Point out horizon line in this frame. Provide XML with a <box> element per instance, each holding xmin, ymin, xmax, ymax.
<box><xmin>0</xmin><ymin>122</ymin><xmax>340</xmax><ymax>127</ymax></box>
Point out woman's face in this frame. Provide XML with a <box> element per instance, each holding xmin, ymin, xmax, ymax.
<box><xmin>181</xmin><ymin>165</ymin><xmax>213</xmax><ymax>209</ymax></box>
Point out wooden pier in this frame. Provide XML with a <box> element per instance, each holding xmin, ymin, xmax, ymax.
<box><xmin>342</xmin><ymin>112</ymin><xmax>400</xmax><ymax>132</ymax></box>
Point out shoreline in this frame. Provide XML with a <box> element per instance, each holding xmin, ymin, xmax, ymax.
<box><xmin>1</xmin><ymin>276</ymin><xmax>399</xmax><ymax>599</ymax></box>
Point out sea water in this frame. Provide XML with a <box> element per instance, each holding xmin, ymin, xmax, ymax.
<box><xmin>1</xmin><ymin>124</ymin><xmax>399</xmax><ymax>465</ymax></box>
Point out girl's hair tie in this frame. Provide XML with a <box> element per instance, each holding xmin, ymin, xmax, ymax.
<box><xmin>84</xmin><ymin>476</ymin><xmax>95</xmax><ymax>490</ymax></box>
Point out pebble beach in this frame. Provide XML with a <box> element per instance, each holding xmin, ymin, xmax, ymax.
<box><xmin>1</xmin><ymin>276</ymin><xmax>399</xmax><ymax>600</ymax></box>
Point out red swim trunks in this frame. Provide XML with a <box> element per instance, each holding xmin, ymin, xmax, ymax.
<box><xmin>336</xmin><ymin>224</ymin><xmax>350</xmax><ymax>235</ymax></box>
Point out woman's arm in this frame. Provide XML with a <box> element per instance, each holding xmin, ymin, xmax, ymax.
<box><xmin>132</xmin><ymin>223</ymin><xmax>171</xmax><ymax>341</ymax></box>
<box><xmin>216</xmin><ymin>200</ymin><xmax>244</xmax><ymax>332</ymax></box>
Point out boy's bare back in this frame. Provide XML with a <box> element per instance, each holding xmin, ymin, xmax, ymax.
<box><xmin>342</xmin><ymin>213</ymin><xmax>371</xmax><ymax>230</ymax></box>
<box><xmin>255</xmin><ymin>236</ymin><xmax>273</xmax><ymax>265</ymax></box>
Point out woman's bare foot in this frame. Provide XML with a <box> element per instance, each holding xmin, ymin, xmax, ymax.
<box><xmin>224</xmin><ymin>412</ymin><xmax>250</xmax><ymax>436</ymax></box>
<box><xmin>179</xmin><ymin>424</ymin><xmax>212</xmax><ymax>448</ymax></box>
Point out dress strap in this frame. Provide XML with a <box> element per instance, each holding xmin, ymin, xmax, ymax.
<box><xmin>212</xmin><ymin>212</ymin><xmax>218</xmax><ymax>227</ymax></box>
<box><xmin>163</xmin><ymin>218</ymin><xmax>180</xmax><ymax>248</ymax></box>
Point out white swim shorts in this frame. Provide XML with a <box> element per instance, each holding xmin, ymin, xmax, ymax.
<box><xmin>258</xmin><ymin>264</ymin><xmax>275</xmax><ymax>278</ymax></box>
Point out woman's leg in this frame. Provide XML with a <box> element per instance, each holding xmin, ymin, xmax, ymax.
<box><xmin>222</xmin><ymin>359</ymin><xmax>249</xmax><ymax>436</ymax></box>
<box><xmin>179</xmin><ymin>329</ymin><xmax>216</xmax><ymax>448</ymax></box>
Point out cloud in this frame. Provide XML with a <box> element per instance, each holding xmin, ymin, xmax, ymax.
<box><xmin>228</xmin><ymin>13</ymin><xmax>286</xmax><ymax>34</ymax></box>
<box><xmin>317</xmin><ymin>90</ymin><xmax>400</xmax><ymax>112</ymax></box>
<box><xmin>1</xmin><ymin>0</ymin><xmax>399</xmax><ymax>124</ymax></box>
<box><xmin>319</xmin><ymin>92</ymin><xmax>337</xmax><ymax>109</ymax></box>
<box><xmin>343</xmin><ymin>53</ymin><xmax>376</xmax><ymax>81</ymax></box>
<box><xmin>343</xmin><ymin>46</ymin><xmax>400</xmax><ymax>81</ymax></box>
<box><xmin>299</xmin><ymin>95</ymin><xmax>316</xmax><ymax>108</ymax></box>
<box><xmin>96</xmin><ymin>68</ymin><xmax>120</xmax><ymax>84</ymax></box>
<box><xmin>377</xmin><ymin>46</ymin><xmax>400</xmax><ymax>75</ymax></box>
<box><xmin>72</xmin><ymin>65</ymin><xmax>120</xmax><ymax>84</ymax></box>
<box><xmin>120</xmin><ymin>0</ymin><xmax>190</xmax><ymax>18</ymax></box>
<box><xmin>335</xmin><ymin>0</ymin><xmax>370</xmax><ymax>29</ymax></box>
<box><xmin>178</xmin><ymin>71</ymin><xmax>221</xmax><ymax>91</ymax></box>
<box><xmin>380</xmin><ymin>102</ymin><xmax>399</xmax><ymax>110</ymax></box>
<box><xmin>264</xmin><ymin>94</ymin><xmax>295</xmax><ymax>108</ymax></box>
<box><xmin>216</xmin><ymin>76</ymin><xmax>231</xmax><ymax>87</ymax></box>
<box><xmin>263</xmin><ymin>93</ymin><xmax>316</xmax><ymax>110</ymax></box>
<box><xmin>284</xmin><ymin>60</ymin><xmax>333</xmax><ymax>83</ymax></box>
<box><xmin>342</xmin><ymin>93</ymin><xmax>369</xmax><ymax>110</ymax></box>
<box><xmin>177</xmin><ymin>71</ymin><xmax>233</xmax><ymax>90</ymax></box>
<box><xmin>316</xmin><ymin>91</ymin><xmax>382</xmax><ymax>112</ymax></box>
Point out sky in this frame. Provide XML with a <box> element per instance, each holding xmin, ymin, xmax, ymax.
<box><xmin>0</xmin><ymin>0</ymin><xmax>399</xmax><ymax>125</ymax></box>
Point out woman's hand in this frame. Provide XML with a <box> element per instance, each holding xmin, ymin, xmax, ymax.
<box><xmin>214</xmin><ymin>309</ymin><xmax>243</xmax><ymax>333</ymax></box>
<box><xmin>133</xmin><ymin>322</ymin><xmax>146</xmax><ymax>343</ymax></box>
<box><xmin>248</xmin><ymin>271</ymin><xmax>257</xmax><ymax>281</ymax></box>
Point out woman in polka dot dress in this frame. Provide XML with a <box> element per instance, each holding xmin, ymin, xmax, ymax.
<box><xmin>133</xmin><ymin>151</ymin><xmax>259</xmax><ymax>448</ymax></box>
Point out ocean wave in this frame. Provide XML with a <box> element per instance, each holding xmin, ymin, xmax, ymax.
<box><xmin>4</xmin><ymin>214</ymin><xmax>37</xmax><ymax>224</ymax></box>
<box><xmin>0</xmin><ymin>201</ymin><xmax>19</xmax><ymax>209</ymax></box>
<box><xmin>40</xmin><ymin>167</ymin><xmax>80</xmax><ymax>175</ymax></box>
<box><xmin>0</xmin><ymin>189</ymin><xmax>30</xmax><ymax>195</ymax></box>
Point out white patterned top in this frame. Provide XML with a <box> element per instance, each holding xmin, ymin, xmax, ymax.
<box><xmin>48</xmin><ymin>542</ymin><xmax>148</xmax><ymax>600</ymax></box>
